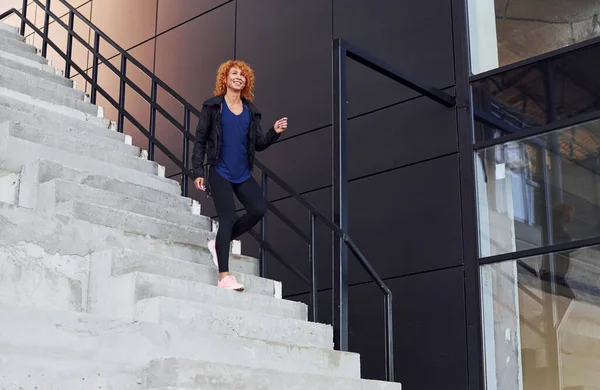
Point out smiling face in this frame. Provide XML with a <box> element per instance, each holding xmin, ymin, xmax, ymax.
<box><xmin>226</xmin><ymin>67</ymin><xmax>246</xmax><ymax>93</ymax></box>
<box><xmin>214</xmin><ymin>60</ymin><xmax>255</xmax><ymax>101</ymax></box>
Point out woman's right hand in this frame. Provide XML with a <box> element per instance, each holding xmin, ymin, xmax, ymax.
<box><xmin>194</xmin><ymin>177</ymin><xmax>206</xmax><ymax>191</ymax></box>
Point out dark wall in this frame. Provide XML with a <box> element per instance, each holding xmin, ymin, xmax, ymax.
<box><xmin>18</xmin><ymin>0</ymin><xmax>469</xmax><ymax>387</ymax></box>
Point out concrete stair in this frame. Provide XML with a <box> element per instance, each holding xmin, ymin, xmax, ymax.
<box><xmin>144</xmin><ymin>358</ymin><xmax>400</xmax><ymax>390</ymax></box>
<box><xmin>39</xmin><ymin>179</ymin><xmax>209</xmax><ymax>228</ymax></box>
<box><xmin>0</xmin><ymin>20</ymin><xmax>402</xmax><ymax>389</ymax></box>
<box><xmin>0</xmin><ymin>304</ymin><xmax>361</xmax><ymax>384</ymax></box>
<box><xmin>0</xmin><ymin>21</ymin><xmax>20</xmax><ymax>38</ymax></box>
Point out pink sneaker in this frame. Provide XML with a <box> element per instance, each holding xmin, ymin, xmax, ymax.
<box><xmin>208</xmin><ymin>240</ymin><xmax>218</xmax><ymax>267</ymax></box>
<box><xmin>218</xmin><ymin>275</ymin><xmax>245</xmax><ymax>291</ymax></box>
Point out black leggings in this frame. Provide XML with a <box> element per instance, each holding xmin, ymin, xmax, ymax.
<box><xmin>209</xmin><ymin>167</ymin><xmax>267</xmax><ymax>273</ymax></box>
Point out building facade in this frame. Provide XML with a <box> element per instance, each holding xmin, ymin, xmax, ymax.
<box><xmin>3</xmin><ymin>0</ymin><xmax>600</xmax><ymax>389</ymax></box>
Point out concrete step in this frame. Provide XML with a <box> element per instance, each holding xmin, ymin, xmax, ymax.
<box><xmin>0</xmin><ymin>22</ymin><xmax>19</xmax><ymax>35</ymax></box>
<box><xmin>56</xmin><ymin>200</ymin><xmax>211</xmax><ymax>245</ymax></box>
<box><xmin>0</xmin><ymin>50</ymin><xmax>73</xmax><ymax>87</ymax></box>
<box><xmin>39</xmin><ymin>179</ymin><xmax>210</xmax><ymax>229</ymax></box>
<box><xmin>1</xmin><ymin>131</ymin><xmax>179</xmax><ymax>197</ymax></box>
<box><xmin>78</xmin><ymin>172</ymin><xmax>194</xmax><ymax>212</ymax></box>
<box><xmin>145</xmin><ymin>358</ymin><xmax>401</xmax><ymax>389</ymax></box>
<box><xmin>13</xmin><ymin>119</ymin><xmax>138</xmax><ymax>156</ymax></box>
<box><xmin>0</xmin><ymin>48</ymin><xmax>57</xmax><ymax>75</ymax></box>
<box><xmin>0</xmin><ymin>63</ymin><xmax>99</xmax><ymax>116</ymax></box>
<box><xmin>90</xmin><ymin>269</ymin><xmax>304</xmax><ymax>320</ymax></box>
<box><xmin>0</xmin><ymin>33</ymin><xmax>36</xmax><ymax>55</ymax></box>
<box><xmin>101</xmin><ymin>247</ymin><xmax>276</xmax><ymax>294</ymax></box>
<box><xmin>0</xmin><ymin>35</ymin><xmax>47</xmax><ymax>65</ymax></box>
<box><xmin>136</xmin><ymin>296</ymin><xmax>331</xmax><ymax>349</ymax></box>
<box><xmin>0</xmin><ymin>84</ymin><xmax>103</xmax><ymax>122</ymax></box>
<box><xmin>0</xmin><ymin>304</ymin><xmax>358</xmax><ymax>378</ymax></box>
<box><xmin>0</xmin><ymin>209</ymin><xmax>253</xmax><ymax>312</ymax></box>
<box><xmin>0</xmin><ymin>202</ymin><xmax>258</xmax><ymax>281</ymax></box>
<box><xmin>0</xmin><ymin>24</ymin><xmax>25</xmax><ymax>41</ymax></box>
<box><xmin>6</xmin><ymin>121</ymin><xmax>158</xmax><ymax>175</ymax></box>
<box><xmin>0</xmin><ymin>354</ymin><xmax>141</xmax><ymax>390</ymax></box>
<box><xmin>0</xmin><ymin>96</ymin><xmax>123</xmax><ymax>144</ymax></box>
<box><xmin>18</xmin><ymin>160</ymin><xmax>178</xmax><ymax>211</ymax></box>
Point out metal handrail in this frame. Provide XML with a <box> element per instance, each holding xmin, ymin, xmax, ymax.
<box><xmin>0</xmin><ymin>1</ymin><xmax>458</xmax><ymax>382</ymax></box>
<box><xmin>331</xmin><ymin>38</ymin><xmax>456</xmax><ymax>380</ymax></box>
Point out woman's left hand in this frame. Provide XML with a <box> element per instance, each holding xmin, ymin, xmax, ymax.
<box><xmin>274</xmin><ymin>117</ymin><xmax>288</xmax><ymax>133</ymax></box>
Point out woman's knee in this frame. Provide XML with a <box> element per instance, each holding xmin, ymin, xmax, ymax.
<box><xmin>249</xmin><ymin>197</ymin><xmax>267</xmax><ymax>219</ymax></box>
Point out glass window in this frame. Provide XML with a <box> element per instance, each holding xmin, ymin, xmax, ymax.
<box><xmin>476</xmin><ymin>119</ymin><xmax>600</xmax><ymax>258</ymax></box>
<box><xmin>481</xmin><ymin>245</ymin><xmax>600</xmax><ymax>390</ymax></box>
<box><xmin>472</xmin><ymin>43</ymin><xmax>600</xmax><ymax>144</ymax></box>
<box><xmin>468</xmin><ymin>0</ymin><xmax>600</xmax><ymax>74</ymax></box>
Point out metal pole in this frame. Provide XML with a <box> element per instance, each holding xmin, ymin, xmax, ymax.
<box><xmin>148</xmin><ymin>80</ymin><xmax>157</xmax><ymax>161</ymax></box>
<box><xmin>309</xmin><ymin>212</ymin><xmax>318</xmax><ymax>322</ymax></box>
<box><xmin>41</xmin><ymin>0</ymin><xmax>51</xmax><ymax>58</ymax></box>
<box><xmin>332</xmin><ymin>38</ymin><xmax>349</xmax><ymax>351</ymax></box>
<box><xmin>260</xmin><ymin>172</ymin><xmax>268</xmax><ymax>277</ymax></box>
<box><xmin>384</xmin><ymin>294</ymin><xmax>394</xmax><ymax>381</ymax></box>
<box><xmin>117</xmin><ymin>55</ymin><xmax>127</xmax><ymax>133</ymax></box>
<box><xmin>90</xmin><ymin>32</ymin><xmax>100</xmax><ymax>104</ymax></box>
<box><xmin>20</xmin><ymin>0</ymin><xmax>27</xmax><ymax>37</ymax></box>
<box><xmin>182</xmin><ymin>108</ymin><xmax>190</xmax><ymax>197</ymax></box>
<box><xmin>64</xmin><ymin>11</ymin><xmax>74</xmax><ymax>78</ymax></box>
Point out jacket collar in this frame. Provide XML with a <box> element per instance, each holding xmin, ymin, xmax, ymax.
<box><xmin>203</xmin><ymin>94</ymin><xmax>261</xmax><ymax>116</ymax></box>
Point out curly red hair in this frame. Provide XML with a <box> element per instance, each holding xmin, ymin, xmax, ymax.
<box><xmin>214</xmin><ymin>60</ymin><xmax>255</xmax><ymax>101</ymax></box>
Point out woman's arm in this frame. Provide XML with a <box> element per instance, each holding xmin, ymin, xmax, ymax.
<box><xmin>255</xmin><ymin>116</ymin><xmax>287</xmax><ymax>151</ymax></box>
<box><xmin>191</xmin><ymin>106</ymin><xmax>212</xmax><ymax>179</ymax></box>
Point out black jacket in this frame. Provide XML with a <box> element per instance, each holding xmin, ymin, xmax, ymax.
<box><xmin>191</xmin><ymin>95</ymin><xmax>281</xmax><ymax>180</ymax></box>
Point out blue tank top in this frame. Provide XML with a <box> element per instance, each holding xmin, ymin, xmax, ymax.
<box><xmin>215</xmin><ymin>100</ymin><xmax>252</xmax><ymax>183</ymax></box>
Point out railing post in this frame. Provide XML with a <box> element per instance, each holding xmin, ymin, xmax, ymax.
<box><xmin>20</xmin><ymin>0</ymin><xmax>27</xmax><ymax>36</ymax></box>
<box><xmin>332</xmin><ymin>38</ymin><xmax>349</xmax><ymax>351</ymax></box>
<box><xmin>148</xmin><ymin>80</ymin><xmax>157</xmax><ymax>161</ymax></box>
<box><xmin>41</xmin><ymin>0</ymin><xmax>51</xmax><ymax>58</ymax></box>
<box><xmin>64</xmin><ymin>10</ymin><xmax>74</xmax><ymax>78</ymax></box>
<box><xmin>182</xmin><ymin>107</ymin><xmax>190</xmax><ymax>197</ymax></box>
<box><xmin>117</xmin><ymin>55</ymin><xmax>127</xmax><ymax>133</ymax></box>
<box><xmin>309</xmin><ymin>212</ymin><xmax>318</xmax><ymax>322</ymax></box>
<box><xmin>384</xmin><ymin>293</ymin><xmax>395</xmax><ymax>381</ymax></box>
<box><xmin>90</xmin><ymin>31</ymin><xmax>100</xmax><ymax>105</ymax></box>
<box><xmin>259</xmin><ymin>172</ymin><xmax>268</xmax><ymax>277</ymax></box>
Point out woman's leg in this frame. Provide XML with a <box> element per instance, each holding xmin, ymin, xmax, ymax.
<box><xmin>231</xmin><ymin>175</ymin><xmax>267</xmax><ymax>240</ymax></box>
<box><xmin>208</xmin><ymin>169</ymin><xmax>237</xmax><ymax>274</ymax></box>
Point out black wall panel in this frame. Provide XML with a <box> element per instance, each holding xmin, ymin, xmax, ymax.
<box><xmin>290</xmin><ymin>267</ymin><xmax>467</xmax><ymax>386</ymax></box>
<box><xmin>259</xmin><ymin>154</ymin><xmax>463</xmax><ymax>297</ymax></box>
<box><xmin>258</xmin><ymin>87</ymin><xmax>459</xmax><ymax>200</ymax></box>
<box><xmin>386</xmin><ymin>267</ymin><xmax>468</xmax><ymax>389</ymax></box>
<box><xmin>347</xmin><ymin>87</ymin><xmax>458</xmax><ymax>178</ymax></box>
<box><xmin>334</xmin><ymin>0</ymin><xmax>455</xmax><ymax>117</ymax></box>
<box><xmin>156</xmin><ymin>0</ymin><xmax>228</xmax><ymax>34</ymax></box>
<box><xmin>45</xmin><ymin>0</ymin><xmax>89</xmax><ymax>21</ymax></box>
<box><xmin>91</xmin><ymin>0</ymin><xmax>157</xmax><ymax>58</ymax></box>
<box><xmin>235</xmin><ymin>0</ymin><xmax>332</xmax><ymax>138</ymax></box>
<box><xmin>255</xmin><ymin>127</ymin><xmax>332</xmax><ymax>200</ymax></box>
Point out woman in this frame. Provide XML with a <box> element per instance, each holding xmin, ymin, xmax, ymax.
<box><xmin>192</xmin><ymin>60</ymin><xmax>287</xmax><ymax>291</ymax></box>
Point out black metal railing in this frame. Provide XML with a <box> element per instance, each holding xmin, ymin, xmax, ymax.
<box><xmin>331</xmin><ymin>38</ymin><xmax>455</xmax><ymax>379</ymax></box>
<box><xmin>1</xmin><ymin>1</ymin><xmax>456</xmax><ymax>382</ymax></box>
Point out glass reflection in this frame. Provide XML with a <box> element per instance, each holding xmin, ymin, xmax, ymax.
<box><xmin>468</xmin><ymin>0</ymin><xmax>600</xmax><ymax>74</ymax></box>
<box><xmin>481</xmin><ymin>245</ymin><xmax>600</xmax><ymax>390</ymax></box>
<box><xmin>472</xmin><ymin>42</ymin><xmax>600</xmax><ymax>143</ymax></box>
<box><xmin>476</xmin><ymin>119</ymin><xmax>600</xmax><ymax>257</ymax></box>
